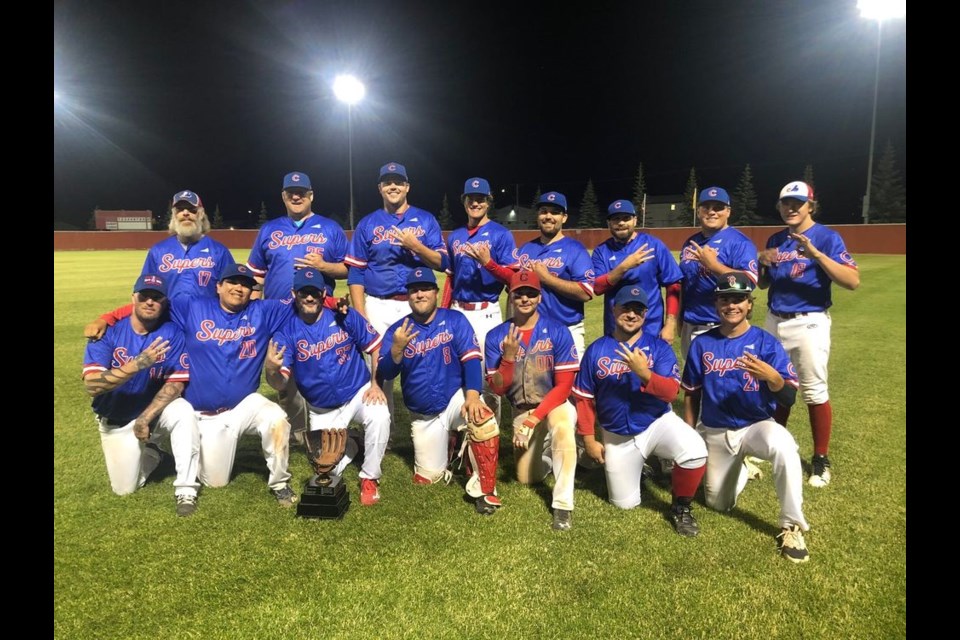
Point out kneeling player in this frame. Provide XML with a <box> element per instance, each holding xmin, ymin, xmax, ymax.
<box><xmin>682</xmin><ymin>273</ymin><xmax>811</xmax><ymax>562</ymax></box>
<box><xmin>486</xmin><ymin>270</ymin><xmax>580</xmax><ymax>530</ymax></box>
<box><xmin>573</xmin><ymin>286</ymin><xmax>707</xmax><ymax>537</ymax></box>
<box><xmin>265</xmin><ymin>268</ymin><xmax>391</xmax><ymax>506</ymax></box>
<box><xmin>377</xmin><ymin>268</ymin><xmax>501</xmax><ymax>514</ymax></box>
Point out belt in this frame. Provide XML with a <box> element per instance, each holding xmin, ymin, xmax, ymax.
<box><xmin>371</xmin><ymin>293</ymin><xmax>409</xmax><ymax>301</ymax></box>
<box><xmin>514</xmin><ymin>403</ymin><xmax>538</xmax><ymax>413</ymax></box>
<box><xmin>455</xmin><ymin>300</ymin><xmax>491</xmax><ymax>311</ymax></box>
<box><xmin>199</xmin><ymin>408</ymin><xmax>230</xmax><ymax>417</ymax></box>
<box><xmin>772</xmin><ymin>311</ymin><xmax>811</xmax><ymax>320</ymax></box>
<box><xmin>97</xmin><ymin>415</ymin><xmax>128</xmax><ymax>428</ymax></box>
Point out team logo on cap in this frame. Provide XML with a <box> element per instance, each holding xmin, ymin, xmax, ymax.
<box><xmin>176</xmin><ymin>191</ymin><xmax>190</xmax><ymax>200</ymax></box>
<box><xmin>614</xmin><ymin>201</ymin><xmax>622</xmax><ymax>209</ymax></box>
<box><xmin>547</xmin><ymin>194</ymin><xmax>556</xmax><ymax>202</ymax></box>
<box><xmin>304</xmin><ymin>271</ymin><xmax>314</xmax><ymax>280</ymax></box>
<box><xmin>291</xmin><ymin>174</ymin><xmax>301</xmax><ymax>183</ymax></box>
<box><xmin>414</xmin><ymin>269</ymin><xmax>423</xmax><ymax>278</ymax></box>
<box><xmin>388</xmin><ymin>164</ymin><xmax>397</xmax><ymax>171</ymax></box>
<box><xmin>726</xmin><ymin>275</ymin><xmax>738</xmax><ymax>288</ymax></box>
<box><xmin>520</xmin><ymin>272</ymin><xmax>530</xmax><ymax>282</ymax></box>
<box><xmin>144</xmin><ymin>275</ymin><xmax>164</xmax><ymax>287</ymax></box>
<box><xmin>631</xmin><ymin>287</ymin><xmax>640</xmax><ymax>295</ymax></box>
<box><xmin>472</xmin><ymin>180</ymin><xmax>480</xmax><ymax>188</ymax></box>
<box><xmin>787</xmin><ymin>184</ymin><xmax>799</xmax><ymax>193</ymax></box>
<box><xmin>708</xmin><ymin>188</ymin><xmax>718</xmax><ymax>197</ymax></box>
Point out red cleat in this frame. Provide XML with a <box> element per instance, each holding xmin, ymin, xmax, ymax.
<box><xmin>360</xmin><ymin>478</ymin><xmax>381</xmax><ymax>505</ymax></box>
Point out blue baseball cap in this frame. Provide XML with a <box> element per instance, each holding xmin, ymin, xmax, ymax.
<box><xmin>133</xmin><ymin>273</ymin><xmax>168</xmax><ymax>297</ymax></box>
<box><xmin>779</xmin><ymin>181</ymin><xmax>814</xmax><ymax>203</ymax></box>
<box><xmin>462</xmin><ymin>177</ymin><xmax>491</xmax><ymax>198</ymax></box>
<box><xmin>607</xmin><ymin>199</ymin><xmax>636</xmax><ymax>217</ymax></box>
<box><xmin>283</xmin><ymin>172</ymin><xmax>312</xmax><ymax>190</ymax></box>
<box><xmin>379</xmin><ymin>162</ymin><xmax>409</xmax><ymax>183</ymax></box>
<box><xmin>714</xmin><ymin>272</ymin><xmax>755</xmax><ymax>295</ymax></box>
<box><xmin>536</xmin><ymin>191</ymin><xmax>568</xmax><ymax>213</ymax></box>
<box><xmin>219</xmin><ymin>263</ymin><xmax>257</xmax><ymax>284</ymax></box>
<box><xmin>172</xmin><ymin>190</ymin><xmax>202</xmax><ymax>208</ymax></box>
<box><xmin>613</xmin><ymin>285</ymin><xmax>649</xmax><ymax>308</ymax></box>
<box><xmin>406</xmin><ymin>267</ymin><xmax>437</xmax><ymax>289</ymax></box>
<box><xmin>698</xmin><ymin>186</ymin><xmax>731</xmax><ymax>206</ymax></box>
<box><xmin>293</xmin><ymin>268</ymin><xmax>329</xmax><ymax>294</ymax></box>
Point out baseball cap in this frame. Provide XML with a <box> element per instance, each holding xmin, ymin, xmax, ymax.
<box><xmin>698</xmin><ymin>187</ymin><xmax>731</xmax><ymax>206</ymax></box>
<box><xmin>779</xmin><ymin>181</ymin><xmax>814</xmax><ymax>203</ymax></box>
<box><xmin>172</xmin><ymin>190</ymin><xmax>202</xmax><ymax>208</ymax></box>
<box><xmin>292</xmin><ymin>268</ymin><xmax>329</xmax><ymax>294</ymax></box>
<box><xmin>462</xmin><ymin>177</ymin><xmax>492</xmax><ymax>198</ymax></box>
<box><xmin>219</xmin><ymin>263</ymin><xmax>257</xmax><ymax>284</ymax></box>
<box><xmin>607</xmin><ymin>199</ymin><xmax>636</xmax><ymax>217</ymax></box>
<box><xmin>536</xmin><ymin>191</ymin><xmax>568</xmax><ymax>213</ymax></box>
<box><xmin>283</xmin><ymin>172</ymin><xmax>312</xmax><ymax>191</ymax></box>
<box><xmin>714</xmin><ymin>272</ymin><xmax>755</xmax><ymax>295</ymax></box>
<box><xmin>406</xmin><ymin>267</ymin><xmax>437</xmax><ymax>288</ymax></box>
<box><xmin>379</xmin><ymin>162</ymin><xmax>409</xmax><ymax>183</ymax></box>
<box><xmin>613</xmin><ymin>285</ymin><xmax>649</xmax><ymax>308</ymax></box>
<box><xmin>133</xmin><ymin>273</ymin><xmax>168</xmax><ymax>297</ymax></box>
<box><xmin>509</xmin><ymin>270</ymin><xmax>541</xmax><ymax>293</ymax></box>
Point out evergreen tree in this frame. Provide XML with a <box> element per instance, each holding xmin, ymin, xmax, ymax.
<box><xmin>869</xmin><ymin>140</ymin><xmax>906</xmax><ymax>223</ymax></box>
<box><xmin>578</xmin><ymin>179</ymin><xmax>601</xmax><ymax>228</ymax></box>
<box><xmin>211</xmin><ymin>203</ymin><xmax>224</xmax><ymax>229</ymax></box>
<box><xmin>437</xmin><ymin>194</ymin><xmax>453</xmax><ymax>230</ymax></box>
<box><xmin>530</xmin><ymin>186</ymin><xmax>542</xmax><ymax>211</ymax></box>
<box><xmin>258</xmin><ymin>201</ymin><xmax>269</xmax><ymax>226</ymax></box>
<box><xmin>681</xmin><ymin>167</ymin><xmax>698</xmax><ymax>226</ymax></box>
<box><xmin>802</xmin><ymin>164</ymin><xmax>819</xmax><ymax>212</ymax></box>
<box><xmin>88</xmin><ymin>207</ymin><xmax>99</xmax><ymax>230</ymax></box>
<box><xmin>631</xmin><ymin>163</ymin><xmax>647</xmax><ymax>212</ymax></box>
<box><xmin>731</xmin><ymin>164</ymin><xmax>759</xmax><ymax>226</ymax></box>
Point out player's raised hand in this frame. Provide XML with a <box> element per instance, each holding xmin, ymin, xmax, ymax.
<box><xmin>615</xmin><ymin>342</ymin><xmax>651</xmax><ymax>377</ymax></box>
<box><xmin>501</xmin><ymin>323</ymin><xmax>522</xmax><ymax>361</ymax></box>
<box><xmin>84</xmin><ymin>318</ymin><xmax>109</xmax><ymax>341</ymax></box>
<box><xmin>134</xmin><ymin>337</ymin><xmax>170</xmax><ymax>370</ymax></box>
<box><xmin>788</xmin><ymin>232</ymin><xmax>822</xmax><ymax>260</ymax></box>
<box><xmin>530</xmin><ymin>261</ymin><xmax>550</xmax><ymax>280</ymax></box>
<box><xmin>735</xmin><ymin>352</ymin><xmax>781</xmax><ymax>385</ymax></box>
<box><xmin>265</xmin><ymin>339</ymin><xmax>286</xmax><ymax>374</ymax></box>
<box><xmin>391</xmin><ymin>318</ymin><xmax>420</xmax><ymax>358</ymax></box>
<box><xmin>294</xmin><ymin>253</ymin><xmax>329</xmax><ymax>272</ymax></box>
<box><xmin>689</xmin><ymin>241</ymin><xmax>721</xmax><ymax>270</ymax></box>
<box><xmin>621</xmin><ymin>243</ymin><xmax>655</xmax><ymax>270</ymax></box>
<box><xmin>390</xmin><ymin>226</ymin><xmax>422</xmax><ymax>251</ymax></box>
<box><xmin>462</xmin><ymin>242</ymin><xmax>492</xmax><ymax>266</ymax></box>
<box><xmin>757</xmin><ymin>247</ymin><xmax>778</xmax><ymax>267</ymax></box>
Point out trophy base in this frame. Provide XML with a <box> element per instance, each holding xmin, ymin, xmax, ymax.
<box><xmin>296</xmin><ymin>475</ymin><xmax>350</xmax><ymax>519</ymax></box>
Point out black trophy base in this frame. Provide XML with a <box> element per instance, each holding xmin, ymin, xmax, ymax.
<box><xmin>296</xmin><ymin>474</ymin><xmax>350</xmax><ymax>519</ymax></box>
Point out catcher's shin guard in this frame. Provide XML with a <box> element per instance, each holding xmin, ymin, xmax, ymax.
<box><xmin>467</xmin><ymin>414</ymin><xmax>500</xmax><ymax>499</ymax></box>
<box><xmin>304</xmin><ymin>428</ymin><xmax>348</xmax><ymax>485</ymax></box>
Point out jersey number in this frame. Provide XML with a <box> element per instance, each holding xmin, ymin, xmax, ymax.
<box><xmin>239</xmin><ymin>340</ymin><xmax>257</xmax><ymax>360</ymax></box>
<box><xmin>535</xmin><ymin>355</ymin><xmax>554</xmax><ymax>372</ymax></box>
<box><xmin>335</xmin><ymin>345</ymin><xmax>351</xmax><ymax>366</ymax></box>
<box><xmin>443</xmin><ymin>347</ymin><xmax>452</xmax><ymax>365</ymax></box>
<box><xmin>742</xmin><ymin>372</ymin><xmax>759</xmax><ymax>392</ymax></box>
<box><xmin>198</xmin><ymin>270</ymin><xmax>212</xmax><ymax>287</ymax></box>
<box><xmin>789</xmin><ymin>262</ymin><xmax>807</xmax><ymax>279</ymax></box>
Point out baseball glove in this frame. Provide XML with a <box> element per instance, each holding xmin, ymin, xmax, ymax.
<box><xmin>305</xmin><ymin>428</ymin><xmax>348</xmax><ymax>475</ymax></box>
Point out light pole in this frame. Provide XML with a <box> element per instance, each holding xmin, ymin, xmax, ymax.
<box><xmin>333</xmin><ymin>74</ymin><xmax>366</xmax><ymax>230</ymax></box>
<box><xmin>858</xmin><ymin>0</ymin><xmax>906</xmax><ymax>224</ymax></box>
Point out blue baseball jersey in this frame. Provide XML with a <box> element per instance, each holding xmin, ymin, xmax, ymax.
<box><xmin>83</xmin><ymin>319</ymin><xmax>190</xmax><ymax>424</ymax></box>
<box><xmin>247</xmin><ymin>213</ymin><xmax>348</xmax><ymax>300</ymax></box>
<box><xmin>679</xmin><ymin>227</ymin><xmax>758</xmax><ymax>325</ymax></box>
<box><xmin>169</xmin><ymin>297</ymin><xmax>294</xmax><ymax>412</ymax></box>
<box><xmin>141</xmin><ymin>235</ymin><xmax>235</xmax><ymax>300</ymax></box>
<box><xmin>681</xmin><ymin>325</ymin><xmax>798</xmax><ymax>429</ymax></box>
<box><xmin>377</xmin><ymin>308</ymin><xmax>481</xmax><ymax>415</ymax></box>
<box><xmin>345</xmin><ymin>206</ymin><xmax>448</xmax><ymax>297</ymax></box>
<box><xmin>485</xmin><ymin>314</ymin><xmax>579</xmax><ymax>408</ymax></box>
<box><xmin>516</xmin><ymin>237</ymin><xmax>595</xmax><ymax>326</ymax></box>
<box><xmin>446</xmin><ymin>221</ymin><xmax>518</xmax><ymax>302</ymax></box>
<box><xmin>764</xmin><ymin>223</ymin><xmax>858</xmax><ymax>314</ymax></box>
<box><xmin>573</xmin><ymin>334</ymin><xmax>681</xmax><ymax>436</ymax></box>
<box><xmin>592</xmin><ymin>232</ymin><xmax>682</xmax><ymax>337</ymax></box>
<box><xmin>274</xmin><ymin>308</ymin><xmax>383</xmax><ymax>409</ymax></box>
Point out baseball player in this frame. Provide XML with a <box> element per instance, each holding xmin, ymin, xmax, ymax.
<box><xmin>503</xmin><ymin>191</ymin><xmax>594</xmax><ymax>358</ymax></box>
<box><xmin>247</xmin><ymin>171</ymin><xmax>349</xmax><ymax>301</ymax></box>
<box><xmin>445</xmin><ymin>176</ymin><xmax>519</xmax><ymax>420</ymax></box>
<box><xmin>682</xmin><ymin>272</ymin><xmax>810</xmax><ymax>562</ymax></box>
<box><xmin>591</xmin><ymin>199</ymin><xmax>683</xmax><ymax>341</ymax></box>
<box><xmin>140</xmin><ymin>190</ymin><xmax>236</xmax><ymax>301</ymax></box>
<box><xmin>264</xmin><ymin>268</ymin><xmax>390</xmax><ymax>506</ymax></box>
<box><xmin>572</xmin><ymin>285</ymin><xmax>707</xmax><ymax>537</ymax></box>
<box><xmin>345</xmin><ymin>162</ymin><xmax>449</xmax><ymax>422</ymax></box>
<box><xmin>82</xmin><ymin>274</ymin><xmax>200</xmax><ymax>516</ymax></box>
<box><xmin>89</xmin><ymin>264</ymin><xmax>300</xmax><ymax>506</ymax></box>
<box><xmin>376</xmin><ymin>268</ymin><xmax>501</xmax><ymax>516</ymax></box>
<box><xmin>679</xmin><ymin>187</ymin><xmax>759</xmax><ymax>357</ymax></box>
<box><xmin>758</xmin><ymin>181</ymin><xmax>860</xmax><ymax>488</ymax></box>
<box><xmin>485</xmin><ymin>270</ymin><xmax>580</xmax><ymax>530</ymax></box>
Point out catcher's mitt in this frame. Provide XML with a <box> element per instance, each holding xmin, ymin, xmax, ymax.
<box><xmin>304</xmin><ymin>428</ymin><xmax>348</xmax><ymax>476</ymax></box>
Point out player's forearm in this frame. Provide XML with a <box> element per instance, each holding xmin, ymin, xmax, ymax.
<box><xmin>463</xmin><ymin>358</ymin><xmax>483</xmax><ymax>394</ymax></box>
<box><xmin>541</xmin><ymin>274</ymin><xmax>591</xmax><ymax>302</ymax></box>
<box><xmin>265</xmin><ymin>368</ymin><xmax>288</xmax><ymax>392</ymax></box>
<box><xmin>251</xmin><ymin>276</ymin><xmax>264</xmax><ymax>300</ymax></box>
<box><xmin>605</xmin><ymin>262</ymin><xmax>631</xmax><ymax>287</ymax></box>
<box><xmin>412</xmin><ymin>246</ymin><xmax>444</xmax><ymax>270</ymax></box>
<box><xmin>483</xmin><ymin>259</ymin><xmax>516</xmax><ymax>284</ymax></box>
<box><xmin>133</xmin><ymin>381</ymin><xmax>184</xmax><ymax>432</ymax></box>
<box><xmin>349</xmin><ymin>284</ymin><xmax>368</xmax><ymax>317</ymax></box>
<box><xmin>642</xmin><ymin>373</ymin><xmax>680</xmax><ymax>403</ymax></box>
<box><xmin>98</xmin><ymin>304</ymin><xmax>134</xmax><ymax>327</ymax></box>
<box><xmin>574</xmin><ymin>396</ymin><xmax>597</xmax><ymax>436</ymax></box>
<box><xmin>813</xmin><ymin>256</ymin><xmax>860</xmax><ymax>291</ymax></box>
<box><xmin>83</xmin><ymin>353</ymin><xmax>156</xmax><ymax>396</ymax></box>
<box><xmin>682</xmin><ymin>391</ymin><xmax>700</xmax><ymax>427</ymax></box>
<box><xmin>321</xmin><ymin>262</ymin><xmax>349</xmax><ymax>279</ymax></box>
<box><xmin>756</xmin><ymin>265</ymin><xmax>771</xmax><ymax>289</ymax></box>
<box><xmin>532</xmin><ymin>371</ymin><xmax>575</xmax><ymax>420</ymax></box>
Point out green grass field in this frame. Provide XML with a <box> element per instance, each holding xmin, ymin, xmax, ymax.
<box><xmin>54</xmin><ymin>251</ymin><xmax>906</xmax><ymax>639</ymax></box>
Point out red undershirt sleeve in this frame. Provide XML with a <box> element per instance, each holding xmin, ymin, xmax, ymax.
<box><xmin>643</xmin><ymin>372</ymin><xmax>680</xmax><ymax>403</ymax></box>
<box><xmin>532</xmin><ymin>370</ymin><xmax>575</xmax><ymax>421</ymax></box>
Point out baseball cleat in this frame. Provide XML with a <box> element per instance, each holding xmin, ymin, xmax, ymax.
<box><xmin>272</xmin><ymin>485</ymin><xmax>299</xmax><ymax>507</ymax></box>
<box><xmin>360</xmin><ymin>478</ymin><xmax>381</xmax><ymax>506</ymax></box>
<box><xmin>777</xmin><ymin>525</ymin><xmax>810</xmax><ymax>563</ymax></box>
<box><xmin>551</xmin><ymin>508</ymin><xmax>573</xmax><ymax>531</ymax></box>
<box><xmin>669</xmin><ymin>504</ymin><xmax>700</xmax><ymax>537</ymax></box>
<box><xmin>475</xmin><ymin>494</ymin><xmax>501</xmax><ymax>515</ymax></box>
<box><xmin>175</xmin><ymin>494</ymin><xmax>197</xmax><ymax>517</ymax></box>
<box><xmin>808</xmin><ymin>454</ymin><xmax>832</xmax><ymax>488</ymax></box>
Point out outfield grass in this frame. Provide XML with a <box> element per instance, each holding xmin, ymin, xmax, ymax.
<box><xmin>54</xmin><ymin>251</ymin><xmax>906</xmax><ymax>639</ymax></box>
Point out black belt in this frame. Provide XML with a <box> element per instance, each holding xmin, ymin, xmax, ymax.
<box><xmin>772</xmin><ymin>311</ymin><xmax>813</xmax><ymax>320</ymax></box>
<box><xmin>515</xmin><ymin>403</ymin><xmax>538</xmax><ymax>412</ymax></box>
<box><xmin>199</xmin><ymin>408</ymin><xmax>230</xmax><ymax>417</ymax></box>
<box><xmin>455</xmin><ymin>300</ymin><xmax>492</xmax><ymax>311</ymax></box>
<box><xmin>371</xmin><ymin>293</ymin><xmax>409</xmax><ymax>301</ymax></box>
<box><xmin>97</xmin><ymin>416</ymin><xmax>128</xmax><ymax>428</ymax></box>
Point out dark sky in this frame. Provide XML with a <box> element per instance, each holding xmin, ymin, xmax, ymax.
<box><xmin>54</xmin><ymin>0</ymin><xmax>906</xmax><ymax>229</ymax></box>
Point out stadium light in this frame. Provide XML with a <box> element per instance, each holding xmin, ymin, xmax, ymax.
<box><xmin>333</xmin><ymin>74</ymin><xmax>366</xmax><ymax>230</ymax></box>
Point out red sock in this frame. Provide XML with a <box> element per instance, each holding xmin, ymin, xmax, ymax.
<box><xmin>773</xmin><ymin>404</ymin><xmax>791</xmax><ymax>427</ymax></box>
<box><xmin>671</xmin><ymin>464</ymin><xmax>705</xmax><ymax>500</ymax></box>
<box><xmin>808</xmin><ymin>401</ymin><xmax>832</xmax><ymax>456</ymax></box>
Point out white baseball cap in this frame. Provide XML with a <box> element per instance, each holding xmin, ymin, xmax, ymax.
<box><xmin>779</xmin><ymin>181</ymin><xmax>815</xmax><ymax>203</ymax></box>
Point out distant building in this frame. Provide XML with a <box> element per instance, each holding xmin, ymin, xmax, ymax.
<box><xmin>94</xmin><ymin>209</ymin><xmax>154</xmax><ymax>230</ymax></box>
<box><xmin>640</xmin><ymin>194</ymin><xmax>688</xmax><ymax>228</ymax></box>
<box><xmin>493</xmin><ymin>204</ymin><xmax>538</xmax><ymax>230</ymax></box>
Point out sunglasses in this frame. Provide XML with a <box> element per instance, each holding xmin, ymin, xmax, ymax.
<box><xmin>136</xmin><ymin>291</ymin><xmax>166</xmax><ymax>303</ymax></box>
<box><xmin>174</xmin><ymin>204</ymin><xmax>198</xmax><ymax>214</ymax></box>
<box><xmin>699</xmin><ymin>203</ymin><xmax>728</xmax><ymax>213</ymax></box>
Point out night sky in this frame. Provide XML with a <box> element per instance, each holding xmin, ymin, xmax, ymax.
<box><xmin>54</xmin><ymin>0</ymin><xmax>906</xmax><ymax>229</ymax></box>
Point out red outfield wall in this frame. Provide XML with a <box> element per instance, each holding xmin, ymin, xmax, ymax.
<box><xmin>53</xmin><ymin>224</ymin><xmax>906</xmax><ymax>254</ymax></box>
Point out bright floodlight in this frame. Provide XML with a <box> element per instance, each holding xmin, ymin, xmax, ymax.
<box><xmin>857</xmin><ymin>0</ymin><xmax>906</xmax><ymax>21</ymax></box>
<box><xmin>333</xmin><ymin>75</ymin><xmax>366</xmax><ymax>105</ymax></box>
